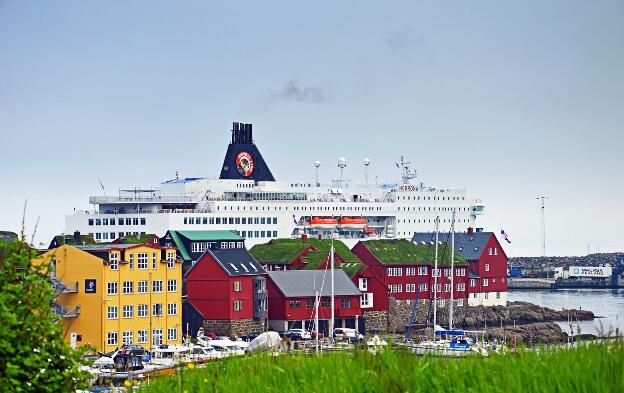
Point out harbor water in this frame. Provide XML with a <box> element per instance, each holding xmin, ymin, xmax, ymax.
<box><xmin>508</xmin><ymin>289</ymin><xmax>624</xmax><ymax>336</ymax></box>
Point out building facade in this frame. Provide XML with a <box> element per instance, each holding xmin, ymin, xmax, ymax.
<box><xmin>413</xmin><ymin>228</ymin><xmax>508</xmax><ymax>306</ymax></box>
<box><xmin>266</xmin><ymin>270</ymin><xmax>362</xmax><ymax>334</ymax></box>
<box><xmin>37</xmin><ymin>243</ymin><xmax>182</xmax><ymax>352</ymax></box>
<box><xmin>186</xmin><ymin>244</ymin><xmax>267</xmax><ymax>337</ymax></box>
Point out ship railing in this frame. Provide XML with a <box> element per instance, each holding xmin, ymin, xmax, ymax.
<box><xmin>89</xmin><ymin>195</ymin><xmax>198</xmax><ymax>204</ymax></box>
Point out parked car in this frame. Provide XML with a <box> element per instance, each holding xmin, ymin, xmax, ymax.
<box><xmin>285</xmin><ymin>329</ymin><xmax>312</xmax><ymax>340</ymax></box>
<box><xmin>334</xmin><ymin>328</ymin><xmax>363</xmax><ymax>342</ymax></box>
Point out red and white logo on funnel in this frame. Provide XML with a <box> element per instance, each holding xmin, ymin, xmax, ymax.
<box><xmin>236</xmin><ymin>151</ymin><xmax>254</xmax><ymax>177</ymax></box>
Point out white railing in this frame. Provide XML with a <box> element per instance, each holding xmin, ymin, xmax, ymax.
<box><xmin>89</xmin><ymin>195</ymin><xmax>198</xmax><ymax>204</ymax></box>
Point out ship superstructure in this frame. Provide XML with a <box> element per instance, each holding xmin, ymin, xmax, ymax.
<box><xmin>65</xmin><ymin>122</ymin><xmax>485</xmax><ymax>247</ymax></box>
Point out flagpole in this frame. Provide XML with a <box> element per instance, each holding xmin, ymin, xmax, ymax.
<box><xmin>433</xmin><ymin>216</ymin><xmax>439</xmax><ymax>332</ymax></box>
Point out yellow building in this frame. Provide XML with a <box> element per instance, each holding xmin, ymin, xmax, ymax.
<box><xmin>37</xmin><ymin>243</ymin><xmax>182</xmax><ymax>352</ymax></box>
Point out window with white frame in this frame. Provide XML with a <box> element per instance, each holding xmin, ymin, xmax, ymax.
<box><xmin>438</xmin><ymin>299</ymin><xmax>445</xmax><ymax>307</ymax></box>
<box><xmin>137</xmin><ymin>330</ymin><xmax>148</xmax><ymax>344</ymax></box>
<box><xmin>387</xmin><ymin>267</ymin><xmax>393</xmax><ymax>277</ymax></box>
<box><xmin>418</xmin><ymin>283</ymin><xmax>428</xmax><ymax>291</ymax></box>
<box><xmin>122</xmin><ymin>331</ymin><xmax>133</xmax><ymax>345</ymax></box>
<box><xmin>358</xmin><ymin>277</ymin><xmax>368</xmax><ymax>291</ymax></box>
<box><xmin>444</xmin><ymin>284</ymin><xmax>451</xmax><ymax>292</ymax></box>
<box><xmin>129</xmin><ymin>253</ymin><xmax>134</xmax><ymax>269</ymax></box>
<box><xmin>137</xmin><ymin>304</ymin><xmax>148</xmax><ymax>317</ymax></box>
<box><xmin>110</xmin><ymin>253</ymin><xmax>119</xmax><ymax>270</ymax></box>
<box><xmin>397</xmin><ymin>267</ymin><xmax>403</xmax><ymax>276</ymax></box>
<box><xmin>137</xmin><ymin>253</ymin><xmax>148</xmax><ymax>269</ymax></box>
<box><xmin>488</xmin><ymin>247</ymin><xmax>493</xmax><ymax>256</ymax></box>
<box><xmin>167</xmin><ymin>303</ymin><xmax>177</xmax><ymax>316</ymax></box>
<box><xmin>152</xmin><ymin>253</ymin><xmax>157</xmax><ymax>269</ymax></box>
<box><xmin>233</xmin><ymin>281</ymin><xmax>242</xmax><ymax>292</ymax></box>
<box><xmin>152</xmin><ymin>329</ymin><xmax>163</xmax><ymax>346</ymax></box>
<box><xmin>485</xmin><ymin>264</ymin><xmax>490</xmax><ymax>272</ymax></box>
<box><xmin>436</xmin><ymin>283</ymin><xmax>441</xmax><ymax>292</ymax></box>
<box><xmin>470</xmin><ymin>279</ymin><xmax>476</xmax><ymax>287</ymax></box>
<box><xmin>122</xmin><ymin>305</ymin><xmax>133</xmax><ymax>318</ymax></box>
<box><xmin>152</xmin><ymin>303</ymin><xmax>163</xmax><ymax>317</ymax></box>
<box><xmin>360</xmin><ymin>293</ymin><xmax>373</xmax><ymax>308</ymax></box>
<box><xmin>107</xmin><ymin>306</ymin><xmax>118</xmax><ymax>319</ymax></box>
<box><xmin>483</xmin><ymin>278</ymin><xmax>489</xmax><ymax>287</ymax></box>
<box><xmin>167</xmin><ymin>251</ymin><xmax>175</xmax><ymax>269</ymax></box>
<box><xmin>484</xmin><ymin>292</ymin><xmax>489</xmax><ymax>299</ymax></box>
<box><xmin>167</xmin><ymin>279</ymin><xmax>177</xmax><ymax>292</ymax></box>
<box><xmin>167</xmin><ymin>328</ymin><xmax>177</xmax><ymax>342</ymax></box>
<box><xmin>494</xmin><ymin>247</ymin><xmax>498</xmax><ymax>255</ymax></box>
<box><xmin>496</xmin><ymin>292</ymin><xmax>501</xmax><ymax>299</ymax></box>
<box><xmin>152</xmin><ymin>280</ymin><xmax>163</xmax><ymax>293</ymax></box>
<box><xmin>107</xmin><ymin>282</ymin><xmax>118</xmax><ymax>295</ymax></box>
<box><xmin>107</xmin><ymin>332</ymin><xmax>118</xmax><ymax>346</ymax></box>
<box><xmin>122</xmin><ymin>281</ymin><xmax>133</xmax><ymax>294</ymax></box>
<box><xmin>233</xmin><ymin>300</ymin><xmax>242</xmax><ymax>311</ymax></box>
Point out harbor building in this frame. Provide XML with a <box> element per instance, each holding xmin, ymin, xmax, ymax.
<box><xmin>352</xmin><ymin>239</ymin><xmax>470</xmax><ymax>330</ymax></box>
<box><xmin>412</xmin><ymin>228</ymin><xmax>508</xmax><ymax>306</ymax></box>
<box><xmin>64</xmin><ymin>122</ymin><xmax>485</xmax><ymax>248</ymax></box>
<box><xmin>36</xmin><ymin>242</ymin><xmax>182</xmax><ymax>352</ymax></box>
<box><xmin>185</xmin><ymin>242</ymin><xmax>267</xmax><ymax>337</ymax></box>
<box><xmin>159</xmin><ymin>230</ymin><xmax>246</xmax><ymax>334</ymax></box>
<box><xmin>265</xmin><ymin>270</ymin><xmax>363</xmax><ymax>333</ymax></box>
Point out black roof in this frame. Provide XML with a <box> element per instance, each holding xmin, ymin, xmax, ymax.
<box><xmin>412</xmin><ymin>231</ymin><xmax>494</xmax><ymax>261</ymax></box>
<box><xmin>190</xmin><ymin>248</ymin><xmax>266</xmax><ymax>277</ymax></box>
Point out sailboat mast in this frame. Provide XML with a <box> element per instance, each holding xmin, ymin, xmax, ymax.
<box><xmin>433</xmin><ymin>216</ymin><xmax>440</xmax><ymax>329</ymax></box>
<box><xmin>315</xmin><ymin>288</ymin><xmax>319</xmax><ymax>354</ymax></box>
<box><xmin>330</xmin><ymin>239</ymin><xmax>335</xmax><ymax>341</ymax></box>
<box><xmin>449</xmin><ymin>210</ymin><xmax>456</xmax><ymax>330</ymax></box>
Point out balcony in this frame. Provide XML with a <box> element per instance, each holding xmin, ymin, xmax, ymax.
<box><xmin>52</xmin><ymin>304</ymin><xmax>81</xmax><ymax>318</ymax></box>
<box><xmin>50</xmin><ymin>279</ymin><xmax>79</xmax><ymax>295</ymax></box>
<box><xmin>89</xmin><ymin>195</ymin><xmax>198</xmax><ymax>204</ymax></box>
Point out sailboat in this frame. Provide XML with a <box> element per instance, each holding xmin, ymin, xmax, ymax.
<box><xmin>407</xmin><ymin>212</ymin><xmax>487</xmax><ymax>357</ymax></box>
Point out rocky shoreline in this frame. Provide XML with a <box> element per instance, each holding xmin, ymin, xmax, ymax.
<box><xmin>397</xmin><ymin>301</ymin><xmax>596</xmax><ymax>344</ymax></box>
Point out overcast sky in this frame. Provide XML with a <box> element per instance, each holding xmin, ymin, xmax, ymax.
<box><xmin>1</xmin><ymin>1</ymin><xmax>622</xmax><ymax>256</ymax></box>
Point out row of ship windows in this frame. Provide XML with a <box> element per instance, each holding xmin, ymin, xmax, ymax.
<box><xmin>107</xmin><ymin>279</ymin><xmax>178</xmax><ymax>295</ymax></box>
<box><xmin>216</xmin><ymin>205</ymin><xmax>384</xmax><ymax>212</ymax></box>
<box><xmin>89</xmin><ymin>218</ymin><xmax>146</xmax><ymax>226</ymax></box>
<box><xmin>398</xmin><ymin>206</ymin><xmax>471</xmax><ymax>212</ymax></box>
<box><xmin>107</xmin><ymin>328</ymin><xmax>177</xmax><ymax>346</ymax></box>
<box><xmin>92</xmin><ymin>231</ymin><xmax>144</xmax><ymax>240</ymax></box>
<box><xmin>397</xmin><ymin>196</ymin><xmax>466</xmax><ymax>201</ymax></box>
<box><xmin>106</xmin><ymin>303</ymin><xmax>178</xmax><ymax>319</ymax></box>
<box><xmin>184</xmin><ymin>216</ymin><xmax>278</xmax><ymax>225</ymax></box>
<box><xmin>399</xmin><ymin>218</ymin><xmax>471</xmax><ymax>224</ymax></box>
<box><xmin>239</xmin><ymin>230</ymin><xmax>278</xmax><ymax>239</ymax></box>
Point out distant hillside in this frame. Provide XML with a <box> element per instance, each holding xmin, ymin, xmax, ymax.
<box><xmin>509</xmin><ymin>252</ymin><xmax>624</xmax><ymax>269</ymax></box>
<box><xmin>0</xmin><ymin>231</ymin><xmax>18</xmax><ymax>242</ymax></box>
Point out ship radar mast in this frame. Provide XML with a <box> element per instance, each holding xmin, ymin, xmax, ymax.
<box><xmin>399</xmin><ymin>155</ymin><xmax>418</xmax><ymax>184</ymax></box>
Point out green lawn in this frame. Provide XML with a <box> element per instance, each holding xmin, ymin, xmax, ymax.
<box><xmin>249</xmin><ymin>238</ymin><xmax>360</xmax><ymax>266</ymax></box>
<box><xmin>140</xmin><ymin>342</ymin><xmax>624</xmax><ymax>393</ymax></box>
<box><xmin>364</xmin><ymin>239</ymin><xmax>465</xmax><ymax>265</ymax></box>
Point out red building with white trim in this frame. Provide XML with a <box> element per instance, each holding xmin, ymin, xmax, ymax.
<box><xmin>266</xmin><ymin>270</ymin><xmax>362</xmax><ymax>334</ymax></box>
<box><xmin>186</xmin><ymin>244</ymin><xmax>267</xmax><ymax>337</ymax></box>
<box><xmin>413</xmin><ymin>228</ymin><xmax>508</xmax><ymax>306</ymax></box>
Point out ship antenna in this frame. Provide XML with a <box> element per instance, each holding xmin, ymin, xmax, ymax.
<box><xmin>363</xmin><ymin>158</ymin><xmax>371</xmax><ymax>186</ymax></box>
<box><xmin>314</xmin><ymin>161</ymin><xmax>321</xmax><ymax>187</ymax></box>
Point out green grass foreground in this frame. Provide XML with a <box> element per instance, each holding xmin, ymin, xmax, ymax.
<box><xmin>140</xmin><ymin>342</ymin><xmax>624</xmax><ymax>393</ymax></box>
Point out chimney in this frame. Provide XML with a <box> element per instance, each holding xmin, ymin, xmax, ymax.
<box><xmin>73</xmin><ymin>230</ymin><xmax>81</xmax><ymax>242</ymax></box>
<box><xmin>467</xmin><ymin>227</ymin><xmax>474</xmax><ymax>234</ymax></box>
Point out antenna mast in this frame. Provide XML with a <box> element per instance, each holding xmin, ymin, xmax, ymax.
<box><xmin>314</xmin><ymin>161</ymin><xmax>320</xmax><ymax>186</ymax></box>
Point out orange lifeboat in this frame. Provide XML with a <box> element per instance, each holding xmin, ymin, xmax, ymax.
<box><xmin>338</xmin><ymin>217</ymin><xmax>368</xmax><ymax>229</ymax></box>
<box><xmin>309</xmin><ymin>217</ymin><xmax>339</xmax><ymax>229</ymax></box>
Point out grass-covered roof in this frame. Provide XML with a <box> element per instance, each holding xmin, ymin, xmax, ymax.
<box><xmin>363</xmin><ymin>239</ymin><xmax>465</xmax><ymax>265</ymax></box>
<box><xmin>249</xmin><ymin>238</ymin><xmax>360</xmax><ymax>267</ymax></box>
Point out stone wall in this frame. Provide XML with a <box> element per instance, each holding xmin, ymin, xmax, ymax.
<box><xmin>387</xmin><ymin>298</ymin><xmax>468</xmax><ymax>334</ymax></box>
<box><xmin>202</xmin><ymin>319</ymin><xmax>265</xmax><ymax>338</ymax></box>
<box><xmin>362</xmin><ymin>310</ymin><xmax>388</xmax><ymax>332</ymax></box>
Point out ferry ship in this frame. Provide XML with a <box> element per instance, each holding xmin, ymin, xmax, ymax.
<box><xmin>65</xmin><ymin>122</ymin><xmax>485</xmax><ymax>247</ymax></box>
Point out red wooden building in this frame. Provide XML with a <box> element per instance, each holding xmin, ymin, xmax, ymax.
<box><xmin>266</xmin><ymin>270</ymin><xmax>362</xmax><ymax>335</ymax></box>
<box><xmin>186</xmin><ymin>244</ymin><xmax>267</xmax><ymax>337</ymax></box>
<box><xmin>412</xmin><ymin>227</ymin><xmax>508</xmax><ymax>306</ymax></box>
